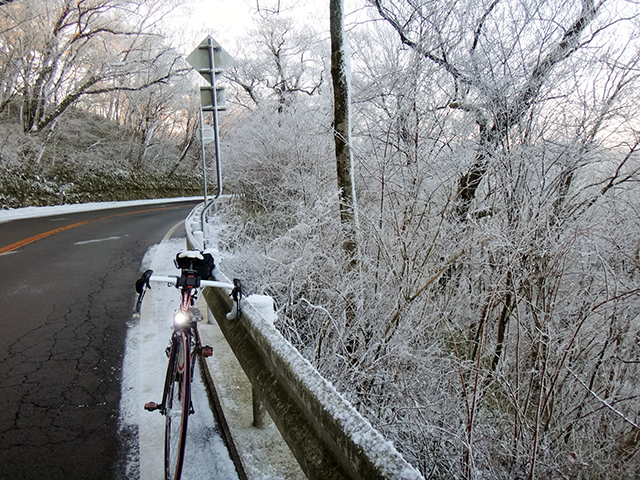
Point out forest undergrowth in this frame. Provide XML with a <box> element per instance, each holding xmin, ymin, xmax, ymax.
<box><xmin>218</xmin><ymin>111</ymin><xmax>640</xmax><ymax>480</ymax></box>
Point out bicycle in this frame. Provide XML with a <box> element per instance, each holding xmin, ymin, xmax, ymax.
<box><xmin>135</xmin><ymin>250</ymin><xmax>242</xmax><ymax>480</ymax></box>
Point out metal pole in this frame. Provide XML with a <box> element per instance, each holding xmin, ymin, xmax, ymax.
<box><xmin>252</xmin><ymin>387</ymin><xmax>269</xmax><ymax>428</ymax></box>
<box><xmin>200</xmin><ymin>38</ymin><xmax>223</xmax><ymax>247</ymax></box>
<box><xmin>209</xmin><ymin>37</ymin><xmax>223</xmax><ymax>200</ymax></box>
<box><xmin>199</xmin><ymin>106</ymin><xmax>208</xmax><ymax>234</ymax></box>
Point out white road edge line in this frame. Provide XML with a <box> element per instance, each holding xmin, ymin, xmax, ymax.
<box><xmin>74</xmin><ymin>236</ymin><xmax>122</xmax><ymax>245</ymax></box>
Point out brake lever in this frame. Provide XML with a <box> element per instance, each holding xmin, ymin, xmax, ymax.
<box><xmin>227</xmin><ymin>279</ymin><xmax>243</xmax><ymax>320</ymax></box>
<box><xmin>135</xmin><ymin>269</ymin><xmax>153</xmax><ymax>312</ymax></box>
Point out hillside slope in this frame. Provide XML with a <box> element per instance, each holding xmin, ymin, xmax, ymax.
<box><xmin>0</xmin><ymin>106</ymin><xmax>204</xmax><ymax>209</ymax></box>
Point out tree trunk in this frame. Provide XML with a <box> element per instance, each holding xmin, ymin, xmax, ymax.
<box><xmin>330</xmin><ymin>0</ymin><xmax>358</xmax><ymax>262</ymax></box>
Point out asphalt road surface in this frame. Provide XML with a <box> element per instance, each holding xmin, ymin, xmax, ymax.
<box><xmin>0</xmin><ymin>200</ymin><xmax>199</xmax><ymax>479</ymax></box>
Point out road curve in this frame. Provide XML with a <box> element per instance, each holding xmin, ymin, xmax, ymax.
<box><xmin>0</xmin><ymin>201</ymin><xmax>198</xmax><ymax>479</ymax></box>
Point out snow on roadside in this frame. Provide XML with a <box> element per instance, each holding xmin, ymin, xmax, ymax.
<box><xmin>2</xmin><ymin>198</ymin><xmax>239</xmax><ymax>477</ymax></box>
<box><xmin>0</xmin><ymin>197</ymin><xmax>203</xmax><ymax>224</ymax></box>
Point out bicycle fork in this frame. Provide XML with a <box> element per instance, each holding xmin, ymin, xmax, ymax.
<box><xmin>144</xmin><ymin>328</ymin><xmax>213</xmax><ymax>415</ymax></box>
<box><xmin>145</xmin><ymin>332</ymin><xmax>185</xmax><ymax>414</ymax></box>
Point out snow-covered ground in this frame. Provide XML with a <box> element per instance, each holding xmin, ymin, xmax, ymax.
<box><xmin>120</xmin><ymin>237</ymin><xmax>239</xmax><ymax>479</ymax></box>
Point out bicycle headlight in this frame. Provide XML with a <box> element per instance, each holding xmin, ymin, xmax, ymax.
<box><xmin>173</xmin><ymin>311</ymin><xmax>188</xmax><ymax>325</ymax></box>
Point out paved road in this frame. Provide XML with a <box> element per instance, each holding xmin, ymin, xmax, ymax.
<box><xmin>0</xmin><ymin>201</ymin><xmax>198</xmax><ymax>479</ymax></box>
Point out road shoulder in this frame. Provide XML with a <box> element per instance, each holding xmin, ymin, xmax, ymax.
<box><xmin>197</xmin><ymin>295</ymin><xmax>306</xmax><ymax>480</ymax></box>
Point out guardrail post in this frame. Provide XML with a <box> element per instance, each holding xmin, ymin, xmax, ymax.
<box><xmin>252</xmin><ymin>387</ymin><xmax>269</xmax><ymax>429</ymax></box>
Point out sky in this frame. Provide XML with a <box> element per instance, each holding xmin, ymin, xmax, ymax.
<box><xmin>169</xmin><ymin>0</ymin><xmax>330</xmax><ymax>58</ymax></box>
<box><xmin>185</xmin><ymin>0</ymin><xmax>255</xmax><ymax>48</ymax></box>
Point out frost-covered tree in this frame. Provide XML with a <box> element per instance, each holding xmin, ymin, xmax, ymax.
<box><xmin>370</xmin><ymin>0</ymin><xmax>607</xmax><ymax>219</ymax></box>
<box><xmin>337</xmin><ymin>1</ymin><xmax>640</xmax><ymax>477</ymax></box>
<box><xmin>218</xmin><ymin>0</ymin><xmax>640</xmax><ymax>478</ymax></box>
<box><xmin>0</xmin><ymin>0</ymin><xmax>183</xmax><ymax>133</ymax></box>
<box><xmin>227</xmin><ymin>13</ymin><xmax>324</xmax><ymax>113</ymax></box>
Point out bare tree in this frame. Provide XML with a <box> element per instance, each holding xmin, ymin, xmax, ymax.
<box><xmin>341</xmin><ymin>2</ymin><xmax>640</xmax><ymax>474</ymax></box>
<box><xmin>370</xmin><ymin>0</ymin><xmax>605</xmax><ymax>220</ymax></box>
<box><xmin>228</xmin><ymin>14</ymin><xmax>324</xmax><ymax>113</ymax></box>
<box><xmin>0</xmin><ymin>0</ymin><xmax>183</xmax><ymax>133</ymax></box>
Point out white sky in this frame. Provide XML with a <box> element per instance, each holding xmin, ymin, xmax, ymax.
<box><xmin>168</xmin><ymin>0</ymin><xmax>331</xmax><ymax>57</ymax></box>
<box><xmin>186</xmin><ymin>0</ymin><xmax>255</xmax><ymax>48</ymax></box>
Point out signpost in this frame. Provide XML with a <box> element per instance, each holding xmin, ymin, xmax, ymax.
<box><xmin>186</xmin><ymin>36</ymin><xmax>234</xmax><ymax>241</ymax></box>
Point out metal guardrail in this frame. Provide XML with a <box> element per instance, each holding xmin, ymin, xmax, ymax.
<box><xmin>185</xmin><ymin>205</ymin><xmax>423</xmax><ymax>480</ymax></box>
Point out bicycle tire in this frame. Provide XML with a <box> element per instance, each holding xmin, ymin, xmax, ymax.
<box><xmin>164</xmin><ymin>331</ymin><xmax>191</xmax><ymax>480</ymax></box>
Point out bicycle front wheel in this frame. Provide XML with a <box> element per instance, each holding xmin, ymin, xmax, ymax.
<box><xmin>164</xmin><ymin>331</ymin><xmax>191</xmax><ymax>480</ymax></box>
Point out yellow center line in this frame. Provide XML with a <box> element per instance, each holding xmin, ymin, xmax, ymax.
<box><xmin>0</xmin><ymin>204</ymin><xmax>192</xmax><ymax>255</ymax></box>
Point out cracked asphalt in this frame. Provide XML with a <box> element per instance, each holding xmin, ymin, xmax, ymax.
<box><xmin>0</xmin><ymin>201</ymin><xmax>198</xmax><ymax>479</ymax></box>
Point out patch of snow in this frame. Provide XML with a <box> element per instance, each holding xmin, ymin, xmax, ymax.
<box><xmin>246</xmin><ymin>294</ymin><xmax>277</xmax><ymax>325</ymax></box>
<box><xmin>0</xmin><ymin>196</ymin><xmax>203</xmax><ymax>224</ymax></box>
